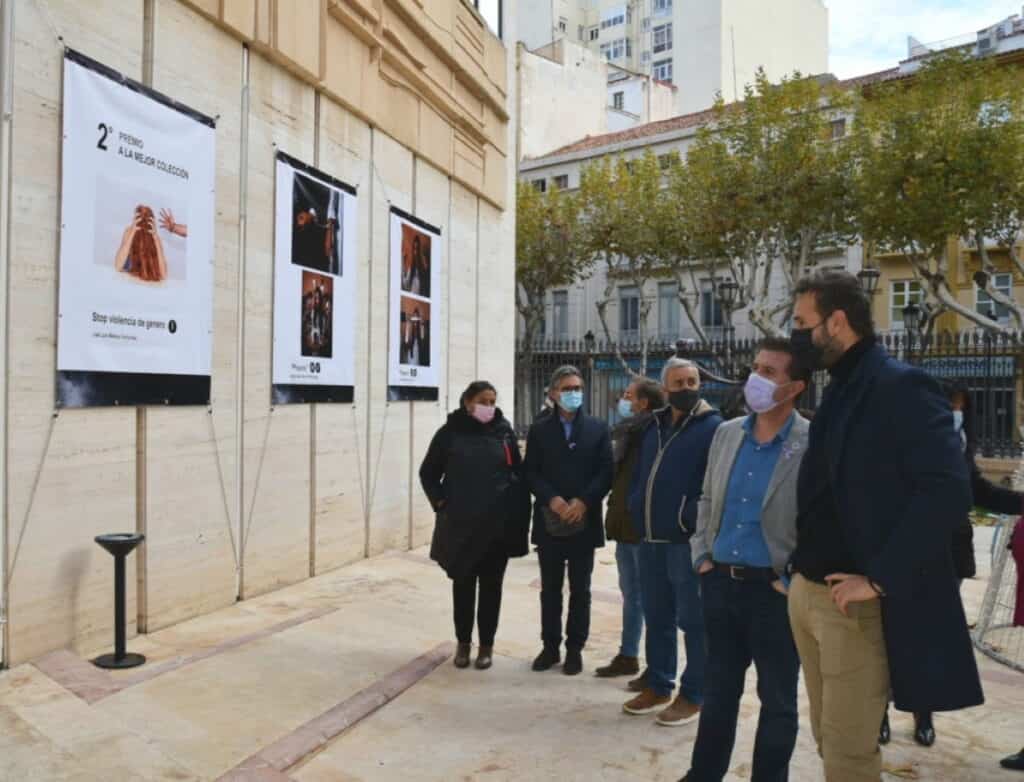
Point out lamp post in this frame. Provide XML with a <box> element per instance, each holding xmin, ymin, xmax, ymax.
<box><xmin>857</xmin><ymin>266</ymin><xmax>881</xmax><ymax>296</ymax></box>
<box><xmin>902</xmin><ymin>303</ymin><xmax>921</xmax><ymax>363</ymax></box>
<box><xmin>716</xmin><ymin>279</ymin><xmax>739</xmax><ymax>367</ymax></box>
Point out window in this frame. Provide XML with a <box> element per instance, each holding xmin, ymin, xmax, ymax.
<box><xmin>553</xmin><ymin>174</ymin><xmax>569</xmax><ymax>190</ymax></box>
<box><xmin>600</xmin><ymin>38</ymin><xmax>628</xmax><ymax>60</ymax></box>
<box><xmin>977</xmin><ymin>272</ymin><xmax>1014</xmax><ymax>322</ymax></box>
<box><xmin>652</xmin><ymin>58</ymin><xmax>673</xmax><ymax>82</ymax></box>
<box><xmin>653</xmin><ymin>0</ymin><xmax>672</xmax><ymax>14</ymax></box>
<box><xmin>472</xmin><ymin>0</ymin><xmax>502</xmax><ymax>39</ymax></box>
<box><xmin>700</xmin><ymin>280</ymin><xmax>724</xmax><ymax>329</ymax></box>
<box><xmin>641</xmin><ymin>51</ymin><xmax>652</xmax><ymax>64</ymax></box>
<box><xmin>612</xmin><ymin>91</ymin><xmax>625</xmax><ymax>111</ymax></box>
<box><xmin>653</xmin><ymin>23</ymin><xmax>673</xmax><ymax>53</ymax></box>
<box><xmin>642</xmin><ymin>17</ymin><xmax>651</xmax><ymax>31</ymax></box>
<box><xmin>558</xmin><ymin>17</ymin><xmax>567</xmax><ymax>33</ymax></box>
<box><xmin>619</xmin><ymin>286</ymin><xmax>640</xmax><ymax>341</ymax></box>
<box><xmin>601</xmin><ymin>7</ymin><xmax>626</xmax><ymax>29</ymax></box>
<box><xmin>531</xmin><ymin>178</ymin><xmax>547</xmax><ymax>193</ymax></box>
<box><xmin>658</xmin><ymin>281</ymin><xmax>679</xmax><ymax>339</ymax></box>
<box><xmin>830</xmin><ymin>118</ymin><xmax>847</xmax><ymax>140</ymax></box>
<box><xmin>552</xmin><ymin>290</ymin><xmax>569</xmax><ymax>340</ymax></box>
<box><xmin>658</xmin><ymin>153</ymin><xmax>673</xmax><ymax>170</ymax></box>
<box><xmin>589</xmin><ymin>26</ymin><xmax>599</xmax><ymax>41</ymax></box>
<box><xmin>890</xmin><ymin>280</ymin><xmax>924</xmax><ymax>330</ymax></box>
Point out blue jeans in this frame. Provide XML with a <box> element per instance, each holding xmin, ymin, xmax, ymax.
<box><xmin>615</xmin><ymin>542</ymin><xmax>644</xmax><ymax>658</ymax></box>
<box><xmin>688</xmin><ymin>570</ymin><xmax>799</xmax><ymax>782</ymax></box>
<box><xmin>639</xmin><ymin>541</ymin><xmax>706</xmax><ymax>701</ymax></box>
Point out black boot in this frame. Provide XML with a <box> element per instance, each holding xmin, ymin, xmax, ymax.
<box><xmin>1001</xmin><ymin>748</ymin><xmax>1024</xmax><ymax>771</ymax></box>
<box><xmin>879</xmin><ymin>710</ymin><xmax>891</xmax><ymax>746</ymax></box>
<box><xmin>454</xmin><ymin>643</ymin><xmax>471</xmax><ymax>669</ymax></box>
<box><xmin>475</xmin><ymin>645</ymin><xmax>493</xmax><ymax>670</ymax></box>
<box><xmin>914</xmin><ymin>712</ymin><xmax>936</xmax><ymax>747</ymax></box>
<box><xmin>563</xmin><ymin>648</ymin><xmax>583</xmax><ymax>676</ymax></box>
<box><xmin>532</xmin><ymin>646</ymin><xmax>561</xmax><ymax>672</ymax></box>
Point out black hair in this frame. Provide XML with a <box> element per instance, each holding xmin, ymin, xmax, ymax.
<box><xmin>632</xmin><ymin>377</ymin><xmax>665</xmax><ymax>410</ymax></box>
<box><xmin>756</xmin><ymin>336</ymin><xmax>813</xmax><ymax>385</ymax></box>
<box><xmin>794</xmin><ymin>270</ymin><xmax>875</xmax><ymax>340</ymax></box>
<box><xmin>460</xmin><ymin>380</ymin><xmax>496</xmax><ymax>407</ymax></box>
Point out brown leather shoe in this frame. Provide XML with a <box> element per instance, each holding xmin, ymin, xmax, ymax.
<box><xmin>454</xmin><ymin>643</ymin><xmax>471</xmax><ymax>669</ymax></box>
<box><xmin>595</xmin><ymin>654</ymin><xmax>640</xmax><ymax>678</ymax></box>
<box><xmin>656</xmin><ymin>694</ymin><xmax>701</xmax><ymax>726</ymax></box>
<box><xmin>475</xmin><ymin>646</ymin><xmax>493</xmax><ymax>670</ymax></box>
<box><xmin>627</xmin><ymin>669</ymin><xmax>649</xmax><ymax>692</ymax></box>
<box><xmin>623</xmin><ymin>688</ymin><xmax>672</xmax><ymax>715</ymax></box>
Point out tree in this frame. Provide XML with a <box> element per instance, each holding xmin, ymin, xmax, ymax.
<box><xmin>515</xmin><ymin>179</ymin><xmax>590</xmax><ymax>412</ymax></box>
<box><xmin>676</xmin><ymin>70</ymin><xmax>858</xmax><ymax>337</ymax></box>
<box><xmin>577</xmin><ymin>151</ymin><xmax>664</xmax><ymax>375</ymax></box>
<box><xmin>854</xmin><ymin>51</ymin><xmax>1024</xmax><ymax>333</ymax></box>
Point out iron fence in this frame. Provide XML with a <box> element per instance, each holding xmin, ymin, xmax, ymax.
<box><xmin>515</xmin><ymin>330</ymin><xmax>1024</xmax><ymax>458</ymax></box>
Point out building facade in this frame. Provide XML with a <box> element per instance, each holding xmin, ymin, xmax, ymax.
<box><xmin>517</xmin><ymin>0</ymin><xmax>828</xmax><ymax>114</ymax></box>
<box><xmin>0</xmin><ymin>0</ymin><xmax>516</xmax><ymax>667</ymax></box>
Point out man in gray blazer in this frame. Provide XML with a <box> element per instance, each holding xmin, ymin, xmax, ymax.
<box><xmin>679</xmin><ymin>337</ymin><xmax>811</xmax><ymax>782</ymax></box>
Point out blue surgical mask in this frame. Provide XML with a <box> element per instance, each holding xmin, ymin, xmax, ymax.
<box><xmin>559</xmin><ymin>390</ymin><xmax>583</xmax><ymax>413</ymax></box>
<box><xmin>952</xmin><ymin>410</ymin><xmax>964</xmax><ymax>432</ymax></box>
<box><xmin>617</xmin><ymin>399</ymin><xmax>634</xmax><ymax>418</ymax></box>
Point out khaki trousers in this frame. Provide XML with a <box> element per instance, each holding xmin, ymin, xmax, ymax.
<box><xmin>788</xmin><ymin>574</ymin><xmax>890</xmax><ymax>782</ymax></box>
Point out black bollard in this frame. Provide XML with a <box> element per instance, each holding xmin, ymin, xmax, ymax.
<box><xmin>92</xmin><ymin>533</ymin><xmax>146</xmax><ymax>669</ymax></box>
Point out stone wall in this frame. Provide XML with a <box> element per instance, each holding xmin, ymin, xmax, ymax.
<box><xmin>0</xmin><ymin>0</ymin><xmax>516</xmax><ymax>666</ymax></box>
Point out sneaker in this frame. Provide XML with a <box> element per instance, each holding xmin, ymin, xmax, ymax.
<box><xmin>475</xmin><ymin>646</ymin><xmax>493</xmax><ymax>670</ymax></box>
<box><xmin>623</xmin><ymin>688</ymin><xmax>672</xmax><ymax>715</ymax></box>
<box><xmin>532</xmin><ymin>647</ymin><xmax>561</xmax><ymax>672</ymax></box>
<box><xmin>595</xmin><ymin>654</ymin><xmax>640</xmax><ymax>678</ymax></box>
<box><xmin>627</xmin><ymin>669</ymin><xmax>649</xmax><ymax>692</ymax></box>
<box><xmin>454</xmin><ymin>643</ymin><xmax>471</xmax><ymax>669</ymax></box>
<box><xmin>656</xmin><ymin>694</ymin><xmax>701</xmax><ymax>726</ymax></box>
<box><xmin>1001</xmin><ymin>748</ymin><xmax>1024</xmax><ymax>771</ymax></box>
<box><xmin>563</xmin><ymin>649</ymin><xmax>583</xmax><ymax>676</ymax></box>
<box><xmin>913</xmin><ymin>712</ymin><xmax>935</xmax><ymax>747</ymax></box>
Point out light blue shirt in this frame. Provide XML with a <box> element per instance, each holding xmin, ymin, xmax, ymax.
<box><xmin>712</xmin><ymin>413</ymin><xmax>794</xmax><ymax>575</ymax></box>
<box><xmin>560</xmin><ymin>410</ymin><xmax>577</xmax><ymax>442</ymax></box>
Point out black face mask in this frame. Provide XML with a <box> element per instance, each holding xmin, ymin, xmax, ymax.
<box><xmin>668</xmin><ymin>389</ymin><xmax>700</xmax><ymax>413</ymax></box>
<box><xmin>790</xmin><ymin>326</ymin><xmax>825</xmax><ymax>371</ymax></box>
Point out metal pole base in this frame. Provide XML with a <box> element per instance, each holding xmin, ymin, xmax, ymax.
<box><xmin>93</xmin><ymin>652</ymin><xmax>146</xmax><ymax>670</ymax></box>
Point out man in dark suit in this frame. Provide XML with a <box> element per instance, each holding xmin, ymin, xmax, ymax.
<box><xmin>525</xmin><ymin>365</ymin><xmax>613</xmax><ymax>676</ymax></box>
<box><xmin>785</xmin><ymin>271</ymin><xmax>982</xmax><ymax>782</ymax></box>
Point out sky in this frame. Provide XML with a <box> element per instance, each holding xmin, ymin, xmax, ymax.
<box><xmin>827</xmin><ymin>1</ymin><xmax>1020</xmax><ymax>78</ymax></box>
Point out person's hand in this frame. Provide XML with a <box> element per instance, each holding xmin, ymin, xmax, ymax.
<box><xmin>771</xmin><ymin>579</ymin><xmax>788</xmax><ymax>596</ymax></box>
<box><xmin>697</xmin><ymin>560</ymin><xmax>714</xmax><ymax>575</ymax></box>
<box><xmin>566</xmin><ymin>499</ymin><xmax>587</xmax><ymax>524</ymax></box>
<box><xmin>549</xmin><ymin>496</ymin><xmax>570</xmax><ymax>519</ymax></box>
<box><xmin>825</xmin><ymin>573</ymin><xmax>878</xmax><ymax>617</ymax></box>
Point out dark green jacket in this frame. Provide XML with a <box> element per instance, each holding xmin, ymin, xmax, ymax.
<box><xmin>604</xmin><ymin>413</ymin><xmax>651</xmax><ymax>543</ymax></box>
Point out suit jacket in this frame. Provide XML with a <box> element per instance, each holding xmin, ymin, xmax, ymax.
<box><xmin>691</xmin><ymin>412</ymin><xmax>809</xmax><ymax>577</ymax></box>
<box><xmin>524</xmin><ymin>410</ymin><xmax>613</xmax><ymax>550</ymax></box>
<box><xmin>821</xmin><ymin>342</ymin><xmax>982</xmax><ymax>713</ymax></box>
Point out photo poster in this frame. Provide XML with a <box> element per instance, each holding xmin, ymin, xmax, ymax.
<box><xmin>56</xmin><ymin>49</ymin><xmax>216</xmax><ymax>408</ymax></box>
<box><xmin>388</xmin><ymin>207</ymin><xmax>442</xmax><ymax>401</ymax></box>
<box><xmin>271</xmin><ymin>151</ymin><xmax>358</xmax><ymax>404</ymax></box>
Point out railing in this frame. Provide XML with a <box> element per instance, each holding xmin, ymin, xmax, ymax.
<box><xmin>515</xmin><ymin>330</ymin><xmax>1024</xmax><ymax>459</ymax></box>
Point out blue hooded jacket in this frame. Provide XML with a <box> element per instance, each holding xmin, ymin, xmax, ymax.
<box><xmin>628</xmin><ymin>400</ymin><xmax>723</xmax><ymax>543</ymax></box>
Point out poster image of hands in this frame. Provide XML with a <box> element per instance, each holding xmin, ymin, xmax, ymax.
<box><xmin>272</xmin><ymin>152</ymin><xmax>357</xmax><ymax>404</ymax></box>
<box><xmin>57</xmin><ymin>49</ymin><xmax>215</xmax><ymax>408</ymax></box>
<box><xmin>388</xmin><ymin>208</ymin><xmax>441</xmax><ymax>401</ymax></box>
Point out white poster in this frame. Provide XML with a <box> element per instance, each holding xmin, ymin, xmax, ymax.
<box><xmin>57</xmin><ymin>50</ymin><xmax>215</xmax><ymax>407</ymax></box>
<box><xmin>271</xmin><ymin>152</ymin><xmax>358</xmax><ymax>404</ymax></box>
<box><xmin>388</xmin><ymin>208</ymin><xmax>442</xmax><ymax>399</ymax></box>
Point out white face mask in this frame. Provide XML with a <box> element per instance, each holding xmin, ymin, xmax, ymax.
<box><xmin>743</xmin><ymin>372</ymin><xmax>781</xmax><ymax>414</ymax></box>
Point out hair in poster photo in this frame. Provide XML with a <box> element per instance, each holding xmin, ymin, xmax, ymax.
<box><xmin>400</xmin><ymin>223</ymin><xmax>431</xmax><ymax>298</ymax></box>
<box><xmin>291</xmin><ymin>170</ymin><xmax>343</xmax><ymax>275</ymax></box>
<box><xmin>301</xmin><ymin>271</ymin><xmax>333</xmax><ymax>358</ymax></box>
<box><xmin>399</xmin><ymin>296</ymin><xmax>431</xmax><ymax>368</ymax></box>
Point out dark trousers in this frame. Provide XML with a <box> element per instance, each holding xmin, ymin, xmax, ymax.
<box><xmin>452</xmin><ymin>545</ymin><xmax>509</xmax><ymax>647</ymax></box>
<box><xmin>688</xmin><ymin>570</ymin><xmax>800</xmax><ymax>782</ymax></box>
<box><xmin>537</xmin><ymin>545</ymin><xmax>595</xmax><ymax>651</ymax></box>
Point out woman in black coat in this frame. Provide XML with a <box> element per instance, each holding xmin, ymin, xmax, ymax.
<box><xmin>881</xmin><ymin>381</ymin><xmax>1023</xmax><ymax>748</ymax></box>
<box><xmin>419</xmin><ymin>381</ymin><xmax>530</xmax><ymax>670</ymax></box>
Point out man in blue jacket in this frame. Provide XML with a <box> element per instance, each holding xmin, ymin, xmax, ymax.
<box><xmin>625</xmin><ymin>357</ymin><xmax>722</xmax><ymax>725</ymax></box>
<box><xmin>786</xmin><ymin>271</ymin><xmax>981</xmax><ymax>782</ymax></box>
<box><xmin>525</xmin><ymin>365</ymin><xmax>613</xmax><ymax>676</ymax></box>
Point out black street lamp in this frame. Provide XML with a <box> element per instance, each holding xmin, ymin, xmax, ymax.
<box><xmin>583</xmin><ymin>329</ymin><xmax>596</xmax><ymax>353</ymax></box>
<box><xmin>857</xmin><ymin>267</ymin><xmax>881</xmax><ymax>296</ymax></box>
<box><xmin>717</xmin><ymin>279</ymin><xmax>739</xmax><ymax>310</ymax></box>
<box><xmin>903</xmin><ymin>303</ymin><xmax>921</xmax><ymax>362</ymax></box>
